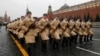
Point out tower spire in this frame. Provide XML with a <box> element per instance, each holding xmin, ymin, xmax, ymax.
<box><xmin>26</xmin><ymin>4</ymin><xmax>30</xmax><ymax>14</ymax></box>
<box><xmin>4</xmin><ymin>11</ymin><xmax>7</xmax><ymax>18</ymax></box>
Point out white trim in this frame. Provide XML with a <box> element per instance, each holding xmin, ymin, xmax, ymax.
<box><xmin>93</xmin><ymin>39</ymin><xmax>100</xmax><ymax>41</ymax></box>
<box><xmin>76</xmin><ymin>47</ymin><xmax>100</xmax><ymax>56</ymax></box>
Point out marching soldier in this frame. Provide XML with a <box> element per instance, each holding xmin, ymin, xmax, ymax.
<box><xmin>75</xmin><ymin>19</ymin><xmax>83</xmax><ymax>44</ymax></box>
<box><xmin>7</xmin><ymin>22</ymin><xmax>12</xmax><ymax>34</ymax></box>
<box><xmin>81</xmin><ymin>20</ymin><xmax>88</xmax><ymax>42</ymax></box>
<box><xmin>10</xmin><ymin>20</ymin><xmax>17</xmax><ymax>37</ymax></box>
<box><xmin>18</xmin><ymin>11</ymin><xmax>35</xmax><ymax>55</ymax></box>
<box><xmin>12</xmin><ymin>18</ymin><xmax>19</xmax><ymax>40</ymax></box>
<box><xmin>50</xmin><ymin>17</ymin><xmax>60</xmax><ymax>49</ymax></box>
<box><xmin>17</xmin><ymin>17</ymin><xmax>26</xmax><ymax>45</ymax></box>
<box><xmin>86</xmin><ymin>19</ymin><xmax>94</xmax><ymax>41</ymax></box>
<box><xmin>25</xmin><ymin>22</ymin><xmax>39</xmax><ymax>55</ymax></box>
<box><xmin>69</xmin><ymin>19</ymin><xmax>77</xmax><ymax>45</ymax></box>
<box><xmin>60</xmin><ymin>18</ymin><xmax>70</xmax><ymax>47</ymax></box>
<box><xmin>37</xmin><ymin>14</ymin><xmax>49</xmax><ymax>52</ymax></box>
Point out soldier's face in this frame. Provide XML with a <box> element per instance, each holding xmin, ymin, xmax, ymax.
<box><xmin>43</xmin><ymin>16</ymin><xmax>47</xmax><ymax>19</ymax></box>
<box><xmin>28</xmin><ymin>14</ymin><xmax>32</xmax><ymax>18</ymax></box>
<box><xmin>21</xmin><ymin>17</ymin><xmax>25</xmax><ymax>19</ymax></box>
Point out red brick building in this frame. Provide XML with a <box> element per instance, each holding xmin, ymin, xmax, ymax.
<box><xmin>47</xmin><ymin>0</ymin><xmax>100</xmax><ymax>21</ymax></box>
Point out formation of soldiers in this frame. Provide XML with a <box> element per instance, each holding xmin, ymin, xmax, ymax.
<box><xmin>6</xmin><ymin>11</ymin><xmax>94</xmax><ymax>56</ymax></box>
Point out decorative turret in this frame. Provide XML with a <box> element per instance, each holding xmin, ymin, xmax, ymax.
<box><xmin>47</xmin><ymin>5</ymin><xmax>54</xmax><ymax>19</ymax></box>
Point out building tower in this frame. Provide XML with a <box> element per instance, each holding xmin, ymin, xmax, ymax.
<box><xmin>4</xmin><ymin>11</ymin><xmax>8</xmax><ymax>22</ymax></box>
<box><xmin>47</xmin><ymin>5</ymin><xmax>54</xmax><ymax>19</ymax></box>
<box><xmin>26</xmin><ymin>5</ymin><xmax>30</xmax><ymax>14</ymax></box>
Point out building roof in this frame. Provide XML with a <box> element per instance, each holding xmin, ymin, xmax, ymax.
<box><xmin>53</xmin><ymin>0</ymin><xmax>99</xmax><ymax>14</ymax></box>
<box><xmin>54</xmin><ymin>4</ymin><xmax>69</xmax><ymax>13</ymax></box>
<box><xmin>59</xmin><ymin>4</ymin><xmax>70</xmax><ymax>10</ymax></box>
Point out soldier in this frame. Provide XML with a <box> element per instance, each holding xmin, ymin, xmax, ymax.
<box><xmin>25</xmin><ymin>22</ymin><xmax>39</xmax><ymax>55</ymax></box>
<box><xmin>75</xmin><ymin>19</ymin><xmax>83</xmax><ymax>43</ymax></box>
<box><xmin>37</xmin><ymin>14</ymin><xmax>49</xmax><ymax>52</ymax></box>
<box><xmin>17</xmin><ymin>17</ymin><xmax>26</xmax><ymax>46</ymax></box>
<box><xmin>60</xmin><ymin>18</ymin><xmax>70</xmax><ymax>47</ymax></box>
<box><xmin>69</xmin><ymin>19</ymin><xmax>77</xmax><ymax>45</ymax></box>
<box><xmin>13</xmin><ymin>18</ymin><xmax>21</xmax><ymax>40</ymax></box>
<box><xmin>18</xmin><ymin>11</ymin><xmax>35</xmax><ymax>55</ymax></box>
<box><xmin>11</xmin><ymin>20</ymin><xmax>17</xmax><ymax>37</ymax></box>
<box><xmin>7</xmin><ymin>22</ymin><xmax>12</xmax><ymax>33</ymax></box>
<box><xmin>50</xmin><ymin>17</ymin><xmax>60</xmax><ymax>49</ymax></box>
<box><xmin>86</xmin><ymin>19</ymin><xmax>94</xmax><ymax>41</ymax></box>
<box><xmin>81</xmin><ymin>20</ymin><xmax>88</xmax><ymax>42</ymax></box>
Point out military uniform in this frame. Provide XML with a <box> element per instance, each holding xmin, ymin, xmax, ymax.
<box><xmin>22</xmin><ymin>16</ymin><xmax>35</xmax><ymax>44</ymax></box>
<box><xmin>50</xmin><ymin>18</ymin><xmax>60</xmax><ymax>49</ymax></box>
<box><xmin>75</xmin><ymin>19</ymin><xmax>83</xmax><ymax>44</ymax></box>
<box><xmin>86</xmin><ymin>21</ymin><xmax>94</xmax><ymax>41</ymax></box>
<box><xmin>69</xmin><ymin>19</ymin><xmax>77</xmax><ymax>45</ymax></box>
<box><xmin>20</xmin><ymin>16</ymin><xmax>35</xmax><ymax>55</ymax></box>
<box><xmin>37</xmin><ymin>18</ymin><xmax>49</xmax><ymax>51</ymax></box>
<box><xmin>81</xmin><ymin>21</ymin><xmax>88</xmax><ymax>42</ymax></box>
<box><xmin>13</xmin><ymin>20</ymin><xmax>21</xmax><ymax>40</ymax></box>
<box><xmin>60</xmin><ymin>19</ymin><xmax>70</xmax><ymax>47</ymax></box>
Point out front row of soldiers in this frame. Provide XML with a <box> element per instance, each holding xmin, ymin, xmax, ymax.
<box><xmin>6</xmin><ymin>11</ymin><xmax>94</xmax><ymax>56</ymax></box>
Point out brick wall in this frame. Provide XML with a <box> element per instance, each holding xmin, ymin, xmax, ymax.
<box><xmin>53</xmin><ymin>6</ymin><xmax>100</xmax><ymax>21</ymax></box>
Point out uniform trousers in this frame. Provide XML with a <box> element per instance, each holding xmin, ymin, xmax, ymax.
<box><xmin>53</xmin><ymin>39</ymin><xmax>60</xmax><ymax>49</ymax></box>
<box><xmin>26</xmin><ymin>43</ymin><xmax>36</xmax><ymax>56</ymax></box>
<box><xmin>62</xmin><ymin>37</ymin><xmax>69</xmax><ymax>47</ymax></box>
<box><xmin>41</xmin><ymin>40</ymin><xmax>48</xmax><ymax>52</ymax></box>
<box><xmin>19</xmin><ymin>38</ymin><xmax>25</xmax><ymax>47</ymax></box>
<box><xmin>79</xmin><ymin>35</ymin><xmax>83</xmax><ymax>44</ymax></box>
<box><xmin>90</xmin><ymin>34</ymin><xmax>93</xmax><ymax>41</ymax></box>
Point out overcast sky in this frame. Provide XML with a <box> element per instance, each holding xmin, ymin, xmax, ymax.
<box><xmin>0</xmin><ymin>0</ymin><xmax>92</xmax><ymax>20</ymax></box>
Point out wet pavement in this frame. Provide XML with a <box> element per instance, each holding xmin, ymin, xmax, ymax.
<box><xmin>30</xmin><ymin>28</ymin><xmax>100</xmax><ymax>56</ymax></box>
<box><xmin>0</xmin><ymin>26</ymin><xmax>100</xmax><ymax>56</ymax></box>
<box><xmin>0</xmin><ymin>26</ymin><xmax>21</xmax><ymax>56</ymax></box>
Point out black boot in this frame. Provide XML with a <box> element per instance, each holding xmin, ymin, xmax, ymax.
<box><xmin>86</xmin><ymin>35</ymin><xmax>89</xmax><ymax>42</ymax></box>
<box><xmin>62</xmin><ymin>37</ymin><xmax>66</xmax><ymax>47</ymax></box>
<box><xmin>90</xmin><ymin>35</ymin><xmax>93</xmax><ymax>41</ymax></box>
<box><xmin>69</xmin><ymin>37</ymin><xmax>73</xmax><ymax>45</ymax></box>
<box><xmin>26</xmin><ymin>44</ymin><xmax>32</xmax><ymax>56</ymax></box>
<box><xmin>66</xmin><ymin>38</ymin><xmax>69</xmax><ymax>46</ymax></box>
<box><xmin>41</xmin><ymin>40</ymin><xmax>47</xmax><ymax>52</ymax></box>
<box><xmin>74</xmin><ymin>35</ymin><xmax>78</xmax><ymax>44</ymax></box>
<box><xmin>56</xmin><ymin>40</ymin><xmax>60</xmax><ymax>50</ymax></box>
<box><xmin>84</xmin><ymin>35</ymin><xmax>87</xmax><ymax>42</ymax></box>
<box><xmin>20</xmin><ymin>38</ymin><xmax>25</xmax><ymax>47</ymax></box>
<box><xmin>79</xmin><ymin>35</ymin><xmax>83</xmax><ymax>44</ymax></box>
